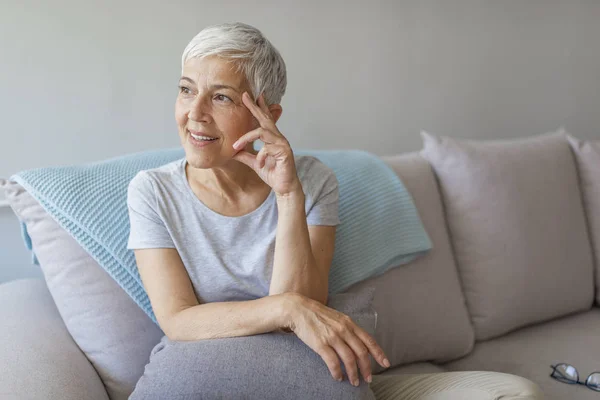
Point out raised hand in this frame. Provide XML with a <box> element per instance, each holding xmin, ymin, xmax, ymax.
<box><xmin>232</xmin><ymin>92</ymin><xmax>301</xmax><ymax>196</ymax></box>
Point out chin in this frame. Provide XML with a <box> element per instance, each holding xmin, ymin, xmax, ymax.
<box><xmin>185</xmin><ymin>153</ymin><xmax>214</xmax><ymax>170</ymax></box>
<box><xmin>184</xmin><ymin>149</ymin><xmax>236</xmax><ymax>170</ymax></box>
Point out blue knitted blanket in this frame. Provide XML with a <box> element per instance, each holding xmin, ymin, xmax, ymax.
<box><xmin>12</xmin><ymin>148</ymin><xmax>431</xmax><ymax>324</ymax></box>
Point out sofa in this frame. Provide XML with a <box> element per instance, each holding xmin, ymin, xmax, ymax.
<box><xmin>0</xmin><ymin>130</ymin><xmax>598</xmax><ymax>400</ymax></box>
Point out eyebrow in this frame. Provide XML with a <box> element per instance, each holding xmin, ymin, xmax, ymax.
<box><xmin>179</xmin><ymin>77</ymin><xmax>241</xmax><ymax>92</ymax></box>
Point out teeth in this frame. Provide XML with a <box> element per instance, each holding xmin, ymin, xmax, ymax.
<box><xmin>190</xmin><ymin>132</ymin><xmax>216</xmax><ymax>141</ymax></box>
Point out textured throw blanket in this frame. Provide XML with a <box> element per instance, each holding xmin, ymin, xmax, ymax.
<box><xmin>11</xmin><ymin>148</ymin><xmax>432</xmax><ymax>324</ymax></box>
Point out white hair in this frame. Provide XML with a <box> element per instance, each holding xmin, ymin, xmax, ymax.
<box><xmin>181</xmin><ymin>22</ymin><xmax>287</xmax><ymax>105</ymax></box>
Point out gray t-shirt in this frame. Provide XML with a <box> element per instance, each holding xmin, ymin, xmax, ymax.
<box><xmin>126</xmin><ymin>155</ymin><xmax>340</xmax><ymax>304</ymax></box>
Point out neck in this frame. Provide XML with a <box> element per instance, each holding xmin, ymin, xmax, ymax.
<box><xmin>185</xmin><ymin>153</ymin><xmax>266</xmax><ymax>201</ymax></box>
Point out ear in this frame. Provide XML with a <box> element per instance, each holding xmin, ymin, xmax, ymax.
<box><xmin>267</xmin><ymin>104</ymin><xmax>283</xmax><ymax>123</ymax></box>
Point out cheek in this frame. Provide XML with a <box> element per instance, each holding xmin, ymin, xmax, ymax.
<box><xmin>175</xmin><ymin>99</ymin><xmax>188</xmax><ymax>127</ymax></box>
<box><xmin>217</xmin><ymin>108</ymin><xmax>255</xmax><ymax>137</ymax></box>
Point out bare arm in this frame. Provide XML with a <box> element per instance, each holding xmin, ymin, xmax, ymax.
<box><xmin>269</xmin><ymin>189</ymin><xmax>336</xmax><ymax>305</ymax></box>
<box><xmin>134</xmin><ymin>246</ymin><xmax>389</xmax><ymax>385</ymax></box>
<box><xmin>134</xmin><ymin>247</ymin><xmax>292</xmax><ymax>341</ymax></box>
<box><xmin>231</xmin><ymin>92</ymin><xmax>335</xmax><ymax>305</ymax></box>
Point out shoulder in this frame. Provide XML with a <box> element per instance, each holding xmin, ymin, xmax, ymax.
<box><xmin>295</xmin><ymin>155</ymin><xmax>337</xmax><ymax>185</ymax></box>
<box><xmin>294</xmin><ymin>155</ymin><xmax>339</xmax><ymax>199</ymax></box>
<box><xmin>128</xmin><ymin>158</ymin><xmax>184</xmax><ymax>199</ymax></box>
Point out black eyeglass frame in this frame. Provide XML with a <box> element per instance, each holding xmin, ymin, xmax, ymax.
<box><xmin>550</xmin><ymin>363</ymin><xmax>600</xmax><ymax>392</ymax></box>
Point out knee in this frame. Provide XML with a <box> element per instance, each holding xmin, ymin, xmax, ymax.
<box><xmin>476</xmin><ymin>371</ymin><xmax>544</xmax><ymax>399</ymax></box>
<box><xmin>371</xmin><ymin>370</ymin><xmax>544</xmax><ymax>400</ymax></box>
<box><xmin>423</xmin><ymin>371</ymin><xmax>544</xmax><ymax>400</ymax></box>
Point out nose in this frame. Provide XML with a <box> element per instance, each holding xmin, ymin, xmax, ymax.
<box><xmin>188</xmin><ymin>94</ymin><xmax>213</xmax><ymax>124</ymax></box>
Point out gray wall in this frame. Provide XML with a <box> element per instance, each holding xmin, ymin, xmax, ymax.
<box><xmin>1</xmin><ymin>0</ymin><xmax>600</xmax><ymax>282</ymax></box>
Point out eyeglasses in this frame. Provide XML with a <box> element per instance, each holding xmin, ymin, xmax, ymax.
<box><xmin>550</xmin><ymin>364</ymin><xmax>600</xmax><ymax>392</ymax></box>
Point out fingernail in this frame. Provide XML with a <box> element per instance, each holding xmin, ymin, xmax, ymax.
<box><xmin>232</xmin><ymin>141</ymin><xmax>239</xmax><ymax>149</ymax></box>
<box><xmin>353</xmin><ymin>380</ymin><xmax>359</xmax><ymax>387</ymax></box>
<box><xmin>366</xmin><ymin>375</ymin><xmax>372</xmax><ymax>383</ymax></box>
<box><xmin>383</xmin><ymin>358</ymin><xmax>391</xmax><ymax>368</ymax></box>
<box><xmin>336</xmin><ymin>376</ymin><xmax>342</xmax><ymax>382</ymax></box>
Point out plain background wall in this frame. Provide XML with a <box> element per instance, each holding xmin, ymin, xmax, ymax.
<box><xmin>1</xmin><ymin>0</ymin><xmax>600</xmax><ymax>282</ymax></box>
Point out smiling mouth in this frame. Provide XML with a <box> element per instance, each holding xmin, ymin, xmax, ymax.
<box><xmin>188</xmin><ymin>130</ymin><xmax>218</xmax><ymax>142</ymax></box>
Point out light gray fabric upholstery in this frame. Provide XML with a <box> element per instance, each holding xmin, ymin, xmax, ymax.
<box><xmin>3</xmin><ymin>181</ymin><xmax>164</xmax><ymax>400</ymax></box>
<box><xmin>421</xmin><ymin>131</ymin><xmax>595</xmax><ymax>340</ymax></box>
<box><xmin>443</xmin><ymin>308</ymin><xmax>600</xmax><ymax>400</ymax></box>
<box><xmin>568</xmin><ymin>135</ymin><xmax>600</xmax><ymax>305</ymax></box>
<box><xmin>130</xmin><ymin>289</ymin><xmax>377</xmax><ymax>400</ymax></box>
<box><xmin>351</xmin><ymin>153</ymin><xmax>474</xmax><ymax>372</ymax></box>
<box><xmin>0</xmin><ymin>279</ymin><xmax>108</xmax><ymax>400</ymax></box>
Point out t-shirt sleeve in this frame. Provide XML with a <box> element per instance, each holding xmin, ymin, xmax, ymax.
<box><xmin>126</xmin><ymin>171</ymin><xmax>175</xmax><ymax>250</ymax></box>
<box><xmin>300</xmin><ymin>157</ymin><xmax>341</xmax><ymax>226</ymax></box>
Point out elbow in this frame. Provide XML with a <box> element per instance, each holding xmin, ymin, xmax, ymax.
<box><xmin>159</xmin><ymin>304</ymin><xmax>208</xmax><ymax>341</ymax></box>
<box><xmin>158</xmin><ymin>314</ymin><xmax>179</xmax><ymax>341</ymax></box>
<box><xmin>158</xmin><ymin>309</ymin><xmax>186</xmax><ymax>341</ymax></box>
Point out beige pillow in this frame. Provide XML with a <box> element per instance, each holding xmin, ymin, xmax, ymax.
<box><xmin>567</xmin><ymin>135</ymin><xmax>600</xmax><ymax>305</ymax></box>
<box><xmin>353</xmin><ymin>153</ymin><xmax>474</xmax><ymax>371</ymax></box>
<box><xmin>421</xmin><ymin>131</ymin><xmax>595</xmax><ymax>340</ymax></box>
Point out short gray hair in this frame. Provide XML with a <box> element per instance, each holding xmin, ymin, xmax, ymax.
<box><xmin>181</xmin><ymin>22</ymin><xmax>287</xmax><ymax>105</ymax></box>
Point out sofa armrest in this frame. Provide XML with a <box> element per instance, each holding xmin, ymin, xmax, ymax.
<box><xmin>0</xmin><ymin>279</ymin><xmax>109</xmax><ymax>400</ymax></box>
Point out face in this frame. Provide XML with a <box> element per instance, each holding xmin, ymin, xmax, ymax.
<box><xmin>175</xmin><ymin>56</ymin><xmax>258</xmax><ymax>169</ymax></box>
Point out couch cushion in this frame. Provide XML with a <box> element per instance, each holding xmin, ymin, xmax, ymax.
<box><xmin>0</xmin><ymin>279</ymin><xmax>109</xmax><ymax>400</ymax></box>
<box><xmin>442</xmin><ymin>308</ymin><xmax>600</xmax><ymax>400</ymax></box>
<box><xmin>2</xmin><ymin>181</ymin><xmax>163</xmax><ymax>400</ymax></box>
<box><xmin>421</xmin><ymin>131</ymin><xmax>595</xmax><ymax>340</ymax></box>
<box><xmin>352</xmin><ymin>153</ymin><xmax>474</xmax><ymax>372</ymax></box>
<box><xmin>568</xmin><ymin>135</ymin><xmax>600</xmax><ymax>306</ymax></box>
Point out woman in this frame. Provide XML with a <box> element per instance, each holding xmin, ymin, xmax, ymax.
<box><xmin>126</xmin><ymin>22</ymin><xmax>389</xmax><ymax>388</ymax></box>
<box><xmin>127</xmin><ymin>22</ymin><xmax>544</xmax><ymax>399</ymax></box>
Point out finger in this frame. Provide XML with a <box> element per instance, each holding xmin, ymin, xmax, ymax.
<box><xmin>263</xmin><ymin>143</ymin><xmax>292</xmax><ymax>161</ymax></box>
<box><xmin>233</xmin><ymin>127</ymin><xmax>282</xmax><ymax>151</ymax></box>
<box><xmin>256</xmin><ymin>146</ymin><xmax>269</xmax><ymax>169</ymax></box>
<box><xmin>343</xmin><ymin>332</ymin><xmax>372</xmax><ymax>383</ymax></box>
<box><xmin>256</xmin><ymin>93</ymin><xmax>271</xmax><ymax>116</ymax></box>
<box><xmin>353</xmin><ymin>326</ymin><xmax>390</xmax><ymax>369</ymax></box>
<box><xmin>233</xmin><ymin>127</ymin><xmax>262</xmax><ymax>150</ymax></box>
<box><xmin>316</xmin><ymin>345</ymin><xmax>343</xmax><ymax>382</ymax></box>
<box><xmin>242</xmin><ymin>92</ymin><xmax>275</xmax><ymax>128</ymax></box>
<box><xmin>331</xmin><ymin>338</ymin><xmax>360</xmax><ymax>387</ymax></box>
<box><xmin>232</xmin><ymin>150</ymin><xmax>256</xmax><ymax>169</ymax></box>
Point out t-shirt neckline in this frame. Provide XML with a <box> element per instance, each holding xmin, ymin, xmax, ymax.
<box><xmin>179</xmin><ymin>158</ymin><xmax>275</xmax><ymax>220</ymax></box>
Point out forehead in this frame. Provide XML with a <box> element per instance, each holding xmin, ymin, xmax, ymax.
<box><xmin>182</xmin><ymin>56</ymin><xmax>246</xmax><ymax>88</ymax></box>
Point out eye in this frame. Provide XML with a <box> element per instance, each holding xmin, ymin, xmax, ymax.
<box><xmin>178</xmin><ymin>85</ymin><xmax>192</xmax><ymax>95</ymax></box>
<box><xmin>214</xmin><ymin>94</ymin><xmax>232</xmax><ymax>103</ymax></box>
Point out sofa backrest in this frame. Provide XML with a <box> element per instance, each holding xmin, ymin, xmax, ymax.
<box><xmin>568</xmin><ymin>136</ymin><xmax>600</xmax><ymax>306</ymax></box>
<box><xmin>353</xmin><ymin>152</ymin><xmax>474</xmax><ymax>372</ymax></box>
<box><xmin>420</xmin><ymin>131</ymin><xmax>596</xmax><ymax>341</ymax></box>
